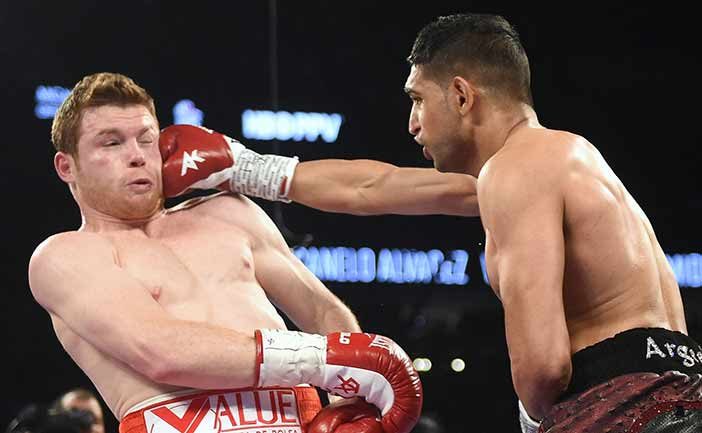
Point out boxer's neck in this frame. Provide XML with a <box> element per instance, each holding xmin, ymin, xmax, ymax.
<box><xmin>78</xmin><ymin>207</ymin><xmax>167</xmax><ymax>233</ymax></box>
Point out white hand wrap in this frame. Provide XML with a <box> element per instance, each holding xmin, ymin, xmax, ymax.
<box><xmin>518</xmin><ymin>400</ymin><xmax>541</xmax><ymax>433</ymax></box>
<box><xmin>225</xmin><ymin>136</ymin><xmax>299</xmax><ymax>202</ymax></box>
<box><xmin>257</xmin><ymin>329</ymin><xmax>326</xmax><ymax>387</ymax></box>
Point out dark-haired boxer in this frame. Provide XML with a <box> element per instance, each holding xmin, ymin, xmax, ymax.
<box><xmin>405</xmin><ymin>12</ymin><xmax>702</xmax><ymax>432</ymax></box>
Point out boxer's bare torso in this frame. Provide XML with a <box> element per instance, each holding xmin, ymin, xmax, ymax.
<box><xmin>480</xmin><ymin>127</ymin><xmax>685</xmax><ymax>356</ymax></box>
<box><xmin>33</xmin><ymin>194</ymin><xmax>299</xmax><ymax>419</ymax></box>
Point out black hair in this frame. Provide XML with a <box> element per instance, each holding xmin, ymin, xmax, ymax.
<box><xmin>408</xmin><ymin>13</ymin><xmax>533</xmax><ymax>105</ymax></box>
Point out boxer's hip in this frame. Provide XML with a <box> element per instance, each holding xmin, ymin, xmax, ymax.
<box><xmin>119</xmin><ymin>386</ymin><xmax>321</xmax><ymax>433</ymax></box>
<box><xmin>564</xmin><ymin>327</ymin><xmax>702</xmax><ymax>399</ymax></box>
<box><xmin>541</xmin><ymin>327</ymin><xmax>702</xmax><ymax>432</ymax></box>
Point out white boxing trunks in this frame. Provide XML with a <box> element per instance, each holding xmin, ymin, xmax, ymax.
<box><xmin>119</xmin><ymin>386</ymin><xmax>322</xmax><ymax>433</ymax></box>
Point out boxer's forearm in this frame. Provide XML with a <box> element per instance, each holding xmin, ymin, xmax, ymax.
<box><xmin>288</xmin><ymin>159</ymin><xmax>393</xmax><ymax>215</ymax></box>
<box><xmin>288</xmin><ymin>159</ymin><xmax>480</xmax><ymax>217</ymax></box>
<box><xmin>136</xmin><ymin>319</ymin><xmax>260</xmax><ymax>389</ymax></box>
<box><xmin>311</xmin><ymin>302</ymin><xmax>362</xmax><ymax>335</ymax></box>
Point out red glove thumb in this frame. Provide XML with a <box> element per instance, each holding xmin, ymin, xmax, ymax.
<box><xmin>158</xmin><ymin>125</ymin><xmax>179</xmax><ymax>162</ymax></box>
<box><xmin>308</xmin><ymin>399</ymin><xmax>383</xmax><ymax>433</ymax></box>
<box><xmin>333</xmin><ymin>417</ymin><xmax>384</xmax><ymax>433</ymax></box>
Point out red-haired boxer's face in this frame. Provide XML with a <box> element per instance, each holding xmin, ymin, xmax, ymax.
<box><xmin>405</xmin><ymin>65</ymin><xmax>473</xmax><ymax>174</ymax></box>
<box><xmin>68</xmin><ymin>104</ymin><xmax>164</xmax><ymax>220</ymax></box>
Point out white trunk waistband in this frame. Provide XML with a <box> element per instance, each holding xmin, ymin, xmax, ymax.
<box><xmin>121</xmin><ymin>386</ymin><xmax>315</xmax><ymax>433</ymax></box>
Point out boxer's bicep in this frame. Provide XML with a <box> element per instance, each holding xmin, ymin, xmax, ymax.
<box><xmin>479</xmin><ymin>157</ymin><xmax>571</xmax><ymax>413</ymax></box>
<box><xmin>28</xmin><ymin>233</ymin><xmax>170</xmax><ymax>371</ymax></box>
<box><xmin>494</xmin><ymin>192</ymin><xmax>570</xmax><ymax>364</ymax></box>
<box><xmin>242</xmin><ymin>200</ymin><xmax>360</xmax><ymax>334</ymax></box>
<box><xmin>256</xmin><ymin>244</ymin><xmax>359</xmax><ymax>334</ymax></box>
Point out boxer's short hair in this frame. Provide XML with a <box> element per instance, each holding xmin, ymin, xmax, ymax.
<box><xmin>407</xmin><ymin>13</ymin><xmax>533</xmax><ymax>106</ymax></box>
<box><xmin>51</xmin><ymin>72</ymin><xmax>157</xmax><ymax>156</ymax></box>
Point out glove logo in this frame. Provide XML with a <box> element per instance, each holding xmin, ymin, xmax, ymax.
<box><xmin>369</xmin><ymin>335</ymin><xmax>393</xmax><ymax>352</ymax></box>
<box><xmin>181</xmin><ymin>150</ymin><xmax>206</xmax><ymax>176</ymax></box>
<box><xmin>333</xmin><ymin>375</ymin><xmax>360</xmax><ymax>395</ymax></box>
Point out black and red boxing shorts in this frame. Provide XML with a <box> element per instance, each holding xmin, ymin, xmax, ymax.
<box><xmin>119</xmin><ymin>386</ymin><xmax>321</xmax><ymax>433</ymax></box>
<box><xmin>540</xmin><ymin>327</ymin><xmax>702</xmax><ymax>433</ymax></box>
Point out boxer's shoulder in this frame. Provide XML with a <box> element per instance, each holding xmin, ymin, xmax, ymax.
<box><xmin>32</xmin><ymin>230</ymin><xmax>113</xmax><ymax>260</ymax></box>
<box><xmin>166</xmin><ymin>191</ymin><xmax>253</xmax><ymax>216</ymax></box>
<box><xmin>478</xmin><ymin>130</ymin><xmax>577</xmax><ymax>215</ymax></box>
<box><xmin>164</xmin><ymin>192</ymin><xmax>271</xmax><ymax>236</ymax></box>
<box><xmin>481</xmin><ymin>129</ymin><xmax>580</xmax><ymax>185</ymax></box>
<box><xmin>30</xmin><ymin>232</ymin><xmax>117</xmax><ymax>278</ymax></box>
<box><xmin>29</xmin><ymin>231</ymin><xmax>115</xmax><ymax>304</ymax></box>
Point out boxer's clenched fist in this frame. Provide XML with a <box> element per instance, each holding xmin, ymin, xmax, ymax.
<box><xmin>159</xmin><ymin>124</ymin><xmax>299</xmax><ymax>201</ymax></box>
<box><xmin>255</xmin><ymin>329</ymin><xmax>423</xmax><ymax>433</ymax></box>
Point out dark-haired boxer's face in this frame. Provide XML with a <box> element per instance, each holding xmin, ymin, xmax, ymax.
<box><xmin>71</xmin><ymin>104</ymin><xmax>164</xmax><ymax>219</ymax></box>
<box><xmin>405</xmin><ymin>65</ymin><xmax>471</xmax><ymax>174</ymax></box>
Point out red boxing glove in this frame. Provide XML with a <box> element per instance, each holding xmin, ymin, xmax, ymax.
<box><xmin>255</xmin><ymin>330</ymin><xmax>423</xmax><ymax>433</ymax></box>
<box><xmin>159</xmin><ymin>124</ymin><xmax>299</xmax><ymax>200</ymax></box>
<box><xmin>308</xmin><ymin>399</ymin><xmax>383</xmax><ymax>433</ymax></box>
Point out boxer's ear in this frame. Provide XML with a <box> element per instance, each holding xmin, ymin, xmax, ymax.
<box><xmin>449</xmin><ymin>76</ymin><xmax>477</xmax><ymax>116</ymax></box>
<box><xmin>55</xmin><ymin>152</ymin><xmax>77</xmax><ymax>183</ymax></box>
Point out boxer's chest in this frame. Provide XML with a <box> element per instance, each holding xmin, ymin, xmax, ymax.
<box><xmin>107</xmin><ymin>218</ymin><xmax>261</xmax><ymax>315</ymax></box>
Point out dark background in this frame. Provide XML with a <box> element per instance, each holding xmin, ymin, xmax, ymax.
<box><xmin>2</xmin><ymin>2</ymin><xmax>701</xmax><ymax>432</ymax></box>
